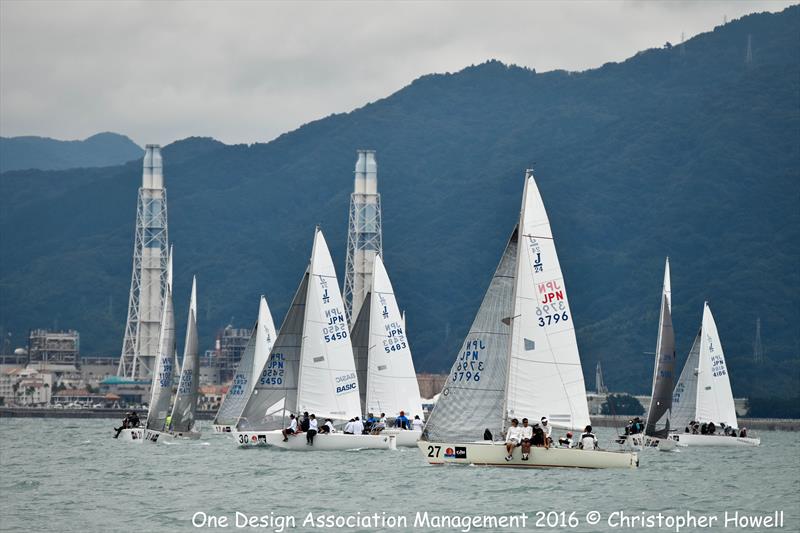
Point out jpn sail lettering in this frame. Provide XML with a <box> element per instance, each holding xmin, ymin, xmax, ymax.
<box><xmin>452</xmin><ymin>338</ymin><xmax>486</xmax><ymax>383</ymax></box>
<box><xmin>536</xmin><ymin>280</ymin><xmax>569</xmax><ymax>327</ymax></box>
<box><xmin>259</xmin><ymin>353</ymin><xmax>285</xmax><ymax>386</ymax></box>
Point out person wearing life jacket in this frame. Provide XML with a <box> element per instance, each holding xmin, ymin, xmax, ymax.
<box><xmin>519</xmin><ymin>418</ymin><xmax>534</xmax><ymax>461</ymax></box>
<box><xmin>281</xmin><ymin>414</ymin><xmax>298</xmax><ymax>441</ymax></box>
<box><xmin>306</xmin><ymin>414</ymin><xmax>318</xmax><ymax>445</ymax></box>
<box><xmin>504</xmin><ymin>418</ymin><xmax>522</xmax><ymax>461</ymax></box>
<box><xmin>165</xmin><ymin>414</ymin><xmax>172</xmax><ymax>431</ymax></box>
<box><xmin>579</xmin><ymin>425</ymin><xmax>598</xmax><ymax>450</ymax></box>
<box><xmin>558</xmin><ymin>432</ymin><xmax>573</xmax><ymax>448</ymax></box>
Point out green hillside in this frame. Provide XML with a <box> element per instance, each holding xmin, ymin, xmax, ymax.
<box><xmin>1</xmin><ymin>7</ymin><xmax>797</xmax><ymax>407</ymax></box>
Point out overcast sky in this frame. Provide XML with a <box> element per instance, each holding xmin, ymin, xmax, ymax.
<box><xmin>0</xmin><ymin>1</ymin><xmax>794</xmax><ymax>146</ymax></box>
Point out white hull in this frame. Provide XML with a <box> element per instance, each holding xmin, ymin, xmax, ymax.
<box><xmin>232</xmin><ymin>430</ymin><xmax>391</xmax><ymax>451</ymax></box>
<box><xmin>418</xmin><ymin>440</ymin><xmax>638</xmax><ymax>469</ymax></box>
<box><xmin>670</xmin><ymin>433</ymin><xmax>760</xmax><ymax>447</ymax></box>
<box><xmin>382</xmin><ymin>428</ymin><xmax>421</xmax><ymax>447</ymax></box>
<box><xmin>115</xmin><ymin>428</ymin><xmax>201</xmax><ymax>442</ymax></box>
<box><xmin>616</xmin><ymin>434</ymin><xmax>679</xmax><ymax>452</ymax></box>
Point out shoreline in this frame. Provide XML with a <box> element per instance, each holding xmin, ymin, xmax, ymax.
<box><xmin>0</xmin><ymin>407</ymin><xmax>797</xmax><ymax>431</ymax></box>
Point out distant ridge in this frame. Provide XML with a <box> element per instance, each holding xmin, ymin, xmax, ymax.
<box><xmin>0</xmin><ymin>132</ymin><xmax>142</xmax><ymax>172</ymax></box>
<box><xmin>0</xmin><ymin>7</ymin><xmax>797</xmax><ymax>405</ymax></box>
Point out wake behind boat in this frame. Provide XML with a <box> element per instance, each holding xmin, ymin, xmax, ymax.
<box><xmin>420</xmin><ymin>170</ymin><xmax>638</xmax><ymax>469</ymax></box>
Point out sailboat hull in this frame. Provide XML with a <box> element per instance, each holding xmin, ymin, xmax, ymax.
<box><xmin>670</xmin><ymin>433</ymin><xmax>760</xmax><ymax>447</ymax></box>
<box><xmin>418</xmin><ymin>440</ymin><xmax>638</xmax><ymax>469</ymax></box>
<box><xmin>382</xmin><ymin>428</ymin><xmax>421</xmax><ymax>447</ymax></box>
<box><xmin>616</xmin><ymin>434</ymin><xmax>680</xmax><ymax>452</ymax></box>
<box><xmin>232</xmin><ymin>430</ymin><xmax>392</xmax><ymax>451</ymax></box>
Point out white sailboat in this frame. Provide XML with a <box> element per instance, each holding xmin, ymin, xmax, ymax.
<box><xmin>352</xmin><ymin>254</ymin><xmax>424</xmax><ymax>447</ymax></box>
<box><xmin>669</xmin><ymin>303</ymin><xmax>760</xmax><ymax>447</ymax></box>
<box><xmin>117</xmin><ymin>248</ymin><xmax>177</xmax><ymax>443</ymax></box>
<box><xmin>168</xmin><ymin>276</ymin><xmax>201</xmax><ymax>439</ymax></box>
<box><xmin>617</xmin><ymin>259</ymin><xmax>678</xmax><ymax>452</ymax></box>
<box><xmin>419</xmin><ymin>170</ymin><xmax>638</xmax><ymax>469</ymax></box>
<box><xmin>232</xmin><ymin>228</ymin><xmax>390</xmax><ymax>451</ymax></box>
<box><xmin>213</xmin><ymin>296</ymin><xmax>277</xmax><ymax>433</ymax></box>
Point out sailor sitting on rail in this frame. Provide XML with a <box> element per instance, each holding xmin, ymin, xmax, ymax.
<box><xmin>504</xmin><ymin>418</ymin><xmax>523</xmax><ymax>461</ymax></box>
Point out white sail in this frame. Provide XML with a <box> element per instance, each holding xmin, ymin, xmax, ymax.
<box><xmin>671</xmin><ymin>329</ymin><xmax>701</xmax><ymax>430</ymax></box>
<box><xmin>363</xmin><ymin>255</ymin><xmax>423</xmax><ymax>418</ymax></box>
<box><xmin>296</xmin><ymin>229</ymin><xmax>362</xmax><ymax>421</ymax></box>
<box><xmin>146</xmin><ymin>248</ymin><xmax>176</xmax><ymax>432</ymax></box>
<box><xmin>644</xmin><ymin>258</ymin><xmax>676</xmax><ymax>436</ymax></box>
<box><xmin>170</xmin><ymin>276</ymin><xmax>199</xmax><ymax>433</ymax></box>
<box><xmin>695</xmin><ymin>303</ymin><xmax>738</xmax><ymax>428</ymax></box>
<box><xmin>505</xmin><ymin>171</ymin><xmax>591</xmax><ymax>431</ymax></box>
<box><xmin>214</xmin><ymin>296</ymin><xmax>277</xmax><ymax>427</ymax></box>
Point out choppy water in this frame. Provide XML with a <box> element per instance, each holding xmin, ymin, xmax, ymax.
<box><xmin>0</xmin><ymin>418</ymin><xmax>797</xmax><ymax>533</ymax></box>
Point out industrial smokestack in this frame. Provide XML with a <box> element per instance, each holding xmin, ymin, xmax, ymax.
<box><xmin>143</xmin><ymin>144</ymin><xmax>163</xmax><ymax>189</ymax></box>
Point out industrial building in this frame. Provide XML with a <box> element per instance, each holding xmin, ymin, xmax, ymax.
<box><xmin>27</xmin><ymin>329</ymin><xmax>79</xmax><ymax>365</ymax></box>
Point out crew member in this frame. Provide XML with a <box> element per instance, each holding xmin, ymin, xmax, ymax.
<box><xmin>519</xmin><ymin>418</ymin><xmax>533</xmax><ymax>461</ymax></box>
<box><xmin>579</xmin><ymin>425</ymin><xmax>598</xmax><ymax>450</ymax></box>
<box><xmin>504</xmin><ymin>418</ymin><xmax>522</xmax><ymax>461</ymax></box>
<box><xmin>281</xmin><ymin>414</ymin><xmax>298</xmax><ymax>442</ymax></box>
<box><xmin>306</xmin><ymin>414</ymin><xmax>318</xmax><ymax>445</ymax></box>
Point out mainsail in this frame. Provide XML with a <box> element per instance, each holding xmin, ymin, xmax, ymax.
<box><xmin>423</xmin><ymin>228</ymin><xmax>517</xmax><ymax>442</ymax></box>
<box><xmin>213</xmin><ymin>296</ymin><xmax>277</xmax><ymax>427</ymax></box>
<box><xmin>237</xmin><ymin>274</ymin><xmax>308</xmax><ymax>431</ymax></box>
<box><xmin>146</xmin><ymin>248</ymin><xmax>176</xmax><ymax>432</ymax></box>
<box><xmin>295</xmin><ymin>229</ymin><xmax>362</xmax><ymax>420</ymax></box>
<box><xmin>695</xmin><ymin>303</ymin><xmax>738</xmax><ymax>428</ymax></box>
<box><xmin>170</xmin><ymin>276</ymin><xmax>199</xmax><ymax>433</ymax></box>
<box><xmin>360</xmin><ymin>255</ymin><xmax>423</xmax><ymax>418</ymax></box>
<box><xmin>671</xmin><ymin>328</ymin><xmax>701</xmax><ymax>431</ymax></box>
<box><xmin>505</xmin><ymin>171</ymin><xmax>591</xmax><ymax>431</ymax></box>
<box><xmin>644</xmin><ymin>259</ymin><xmax>676</xmax><ymax>437</ymax></box>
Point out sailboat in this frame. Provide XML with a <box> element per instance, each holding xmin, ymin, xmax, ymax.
<box><xmin>167</xmin><ymin>276</ymin><xmax>201</xmax><ymax>439</ymax></box>
<box><xmin>213</xmin><ymin>296</ymin><xmax>277</xmax><ymax>433</ymax></box>
<box><xmin>117</xmin><ymin>248</ymin><xmax>178</xmax><ymax>443</ymax></box>
<box><xmin>418</xmin><ymin>170</ymin><xmax>638</xmax><ymax>469</ymax></box>
<box><xmin>669</xmin><ymin>303</ymin><xmax>760</xmax><ymax>447</ymax></box>
<box><xmin>351</xmin><ymin>254</ymin><xmax>424</xmax><ymax>447</ymax></box>
<box><xmin>232</xmin><ymin>228</ymin><xmax>391</xmax><ymax>451</ymax></box>
<box><xmin>617</xmin><ymin>259</ymin><xmax>678</xmax><ymax>451</ymax></box>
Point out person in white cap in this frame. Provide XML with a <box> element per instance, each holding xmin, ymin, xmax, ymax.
<box><xmin>540</xmin><ymin>416</ymin><xmax>552</xmax><ymax>448</ymax></box>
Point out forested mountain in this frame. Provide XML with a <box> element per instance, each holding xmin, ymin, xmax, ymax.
<box><xmin>0</xmin><ymin>132</ymin><xmax>142</xmax><ymax>172</ymax></box>
<box><xmin>1</xmin><ymin>7</ymin><xmax>797</xmax><ymax>407</ymax></box>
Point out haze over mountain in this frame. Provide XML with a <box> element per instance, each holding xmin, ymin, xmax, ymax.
<box><xmin>0</xmin><ymin>132</ymin><xmax>142</xmax><ymax>172</ymax></box>
<box><xmin>1</xmin><ymin>7</ymin><xmax>797</xmax><ymax>408</ymax></box>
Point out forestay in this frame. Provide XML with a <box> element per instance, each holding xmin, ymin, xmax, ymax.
<box><xmin>671</xmin><ymin>329</ymin><xmax>701</xmax><ymax>431</ymax></box>
<box><xmin>296</xmin><ymin>229</ymin><xmax>362</xmax><ymax>421</ymax></box>
<box><xmin>362</xmin><ymin>255</ymin><xmax>423</xmax><ymax>418</ymax></box>
<box><xmin>213</xmin><ymin>296</ymin><xmax>277</xmax><ymax>427</ymax></box>
<box><xmin>505</xmin><ymin>172</ymin><xmax>591</xmax><ymax>431</ymax></box>
<box><xmin>237</xmin><ymin>274</ymin><xmax>308</xmax><ymax>431</ymax></box>
<box><xmin>644</xmin><ymin>259</ymin><xmax>676</xmax><ymax>437</ymax></box>
<box><xmin>170</xmin><ymin>277</ymin><xmax>199</xmax><ymax>433</ymax></box>
<box><xmin>695</xmin><ymin>303</ymin><xmax>738</xmax><ymax>428</ymax></box>
<box><xmin>423</xmin><ymin>228</ymin><xmax>518</xmax><ymax>443</ymax></box>
<box><xmin>146</xmin><ymin>249</ymin><xmax>176</xmax><ymax>432</ymax></box>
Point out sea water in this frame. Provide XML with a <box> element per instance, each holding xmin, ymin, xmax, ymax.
<box><xmin>0</xmin><ymin>418</ymin><xmax>797</xmax><ymax>532</ymax></box>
